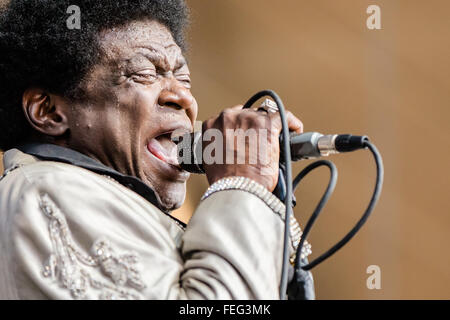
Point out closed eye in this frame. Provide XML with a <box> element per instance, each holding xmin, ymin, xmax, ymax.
<box><xmin>130</xmin><ymin>71</ymin><xmax>157</xmax><ymax>84</ymax></box>
<box><xmin>176</xmin><ymin>75</ymin><xmax>191</xmax><ymax>89</ymax></box>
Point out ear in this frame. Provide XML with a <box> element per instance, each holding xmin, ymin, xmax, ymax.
<box><xmin>22</xmin><ymin>88</ymin><xmax>70</xmax><ymax>137</ymax></box>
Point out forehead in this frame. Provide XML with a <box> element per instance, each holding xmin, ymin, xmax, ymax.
<box><xmin>97</xmin><ymin>19</ymin><xmax>183</xmax><ymax>64</ymax></box>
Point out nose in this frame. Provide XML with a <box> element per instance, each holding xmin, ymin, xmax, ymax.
<box><xmin>158</xmin><ymin>82</ymin><xmax>197</xmax><ymax>124</ymax></box>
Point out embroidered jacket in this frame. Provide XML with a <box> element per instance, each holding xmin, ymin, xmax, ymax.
<box><xmin>0</xmin><ymin>146</ymin><xmax>311</xmax><ymax>299</ymax></box>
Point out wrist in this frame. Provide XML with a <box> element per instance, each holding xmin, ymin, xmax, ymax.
<box><xmin>201</xmin><ymin>176</ymin><xmax>312</xmax><ymax>262</ymax></box>
<box><xmin>205</xmin><ymin>166</ymin><xmax>277</xmax><ymax>192</ymax></box>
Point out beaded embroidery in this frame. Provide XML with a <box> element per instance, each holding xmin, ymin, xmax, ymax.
<box><xmin>39</xmin><ymin>193</ymin><xmax>146</xmax><ymax>299</ymax></box>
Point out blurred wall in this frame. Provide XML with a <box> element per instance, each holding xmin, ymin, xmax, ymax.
<box><xmin>1</xmin><ymin>0</ymin><xmax>449</xmax><ymax>299</ymax></box>
<box><xmin>174</xmin><ymin>0</ymin><xmax>450</xmax><ymax>299</ymax></box>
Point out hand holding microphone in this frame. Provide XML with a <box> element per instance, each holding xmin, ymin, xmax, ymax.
<box><xmin>173</xmin><ymin>92</ymin><xmax>383</xmax><ymax>300</ymax></box>
<box><xmin>173</xmin><ymin>98</ymin><xmax>369</xmax><ymax>188</ymax></box>
<box><xmin>178</xmin><ymin>102</ymin><xmax>303</xmax><ymax>192</ymax></box>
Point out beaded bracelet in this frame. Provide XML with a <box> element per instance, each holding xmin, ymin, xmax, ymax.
<box><xmin>201</xmin><ymin>176</ymin><xmax>312</xmax><ymax>261</ymax></box>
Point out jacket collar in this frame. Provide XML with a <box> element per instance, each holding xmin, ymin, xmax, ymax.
<box><xmin>13</xmin><ymin>143</ymin><xmax>186</xmax><ymax>227</ymax></box>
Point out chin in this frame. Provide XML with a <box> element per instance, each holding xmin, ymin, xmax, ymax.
<box><xmin>152</xmin><ymin>180</ymin><xmax>187</xmax><ymax>212</ymax></box>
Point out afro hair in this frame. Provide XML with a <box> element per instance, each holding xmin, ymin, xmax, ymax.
<box><xmin>0</xmin><ymin>0</ymin><xmax>189</xmax><ymax>150</ymax></box>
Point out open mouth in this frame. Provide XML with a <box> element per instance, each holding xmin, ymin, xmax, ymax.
<box><xmin>147</xmin><ymin>130</ymin><xmax>183</xmax><ymax>168</ymax></box>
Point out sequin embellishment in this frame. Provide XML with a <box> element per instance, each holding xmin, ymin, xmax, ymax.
<box><xmin>39</xmin><ymin>193</ymin><xmax>146</xmax><ymax>299</ymax></box>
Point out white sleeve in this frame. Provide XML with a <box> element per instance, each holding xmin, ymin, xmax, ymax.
<box><xmin>4</xmin><ymin>165</ymin><xmax>294</xmax><ymax>300</ymax></box>
<box><xmin>181</xmin><ymin>190</ymin><xmax>289</xmax><ymax>299</ymax></box>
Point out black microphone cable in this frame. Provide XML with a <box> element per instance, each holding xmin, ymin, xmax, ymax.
<box><xmin>293</xmin><ymin>142</ymin><xmax>383</xmax><ymax>271</ymax></box>
<box><xmin>242</xmin><ymin>90</ymin><xmax>294</xmax><ymax>300</ymax></box>
<box><xmin>241</xmin><ymin>90</ymin><xmax>384</xmax><ymax>300</ymax></box>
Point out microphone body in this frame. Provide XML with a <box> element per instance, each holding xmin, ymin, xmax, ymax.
<box><xmin>173</xmin><ymin>132</ymin><xmax>368</xmax><ymax>174</ymax></box>
<box><xmin>289</xmin><ymin>132</ymin><xmax>369</xmax><ymax>160</ymax></box>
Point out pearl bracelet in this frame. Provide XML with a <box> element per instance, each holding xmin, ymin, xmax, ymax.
<box><xmin>201</xmin><ymin>176</ymin><xmax>312</xmax><ymax>261</ymax></box>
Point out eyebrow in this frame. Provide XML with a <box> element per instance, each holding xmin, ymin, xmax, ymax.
<box><xmin>135</xmin><ymin>46</ymin><xmax>187</xmax><ymax>72</ymax></box>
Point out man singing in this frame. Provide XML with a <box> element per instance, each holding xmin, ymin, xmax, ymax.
<box><xmin>0</xmin><ymin>0</ymin><xmax>310</xmax><ymax>299</ymax></box>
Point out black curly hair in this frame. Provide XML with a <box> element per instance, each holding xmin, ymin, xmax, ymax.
<box><xmin>0</xmin><ymin>0</ymin><xmax>189</xmax><ymax>151</ymax></box>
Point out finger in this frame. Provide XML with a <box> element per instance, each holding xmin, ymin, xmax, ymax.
<box><xmin>286</xmin><ymin>110</ymin><xmax>303</xmax><ymax>134</ymax></box>
<box><xmin>229</xmin><ymin>104</ymin><xmax>244</xmax><ymax>111</ymax></box>
<box><xmin>221</xmin><ymin>104</ymin><xmax>244</xmax><ymax>116</ymax></box>
<box><xmin>265</xmin><ymin>110</ymin><xmax>303</xmax><ymax>134</ymax></box>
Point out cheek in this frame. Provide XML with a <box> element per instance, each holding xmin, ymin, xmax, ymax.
<box><xmin>71</xmin><ymin>86</ymin><xmax>157</xmax><ymax>148</ymax></box>
<box><xmin>116</xmin><ymin>85</ymin><xmax>161</xmax><ymax>134</ymax></box>
<box><xmin>67</xmin><ymin>106</ymin><xmax>105</xmax><ymax>144</ymax></box>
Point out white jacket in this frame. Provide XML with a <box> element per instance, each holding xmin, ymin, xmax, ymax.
<box><xmin>0</xmin><ymin>147</ymin><xmax>307</xmax><ymax>299</ymax></box>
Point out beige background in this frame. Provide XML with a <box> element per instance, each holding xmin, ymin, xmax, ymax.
<box><xmin>175</xmin><ymin>0</ymin><xmax>450</xmax><ymax>299</ymax></box>
<box><xmin>2</xmin><ymin>0</ymin><xmax>450</xmax><ymax>299</ymax></box>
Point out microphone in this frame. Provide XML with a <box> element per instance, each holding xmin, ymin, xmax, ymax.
<box><xmin>172</xmin><ymin>131</ymin><xmax>369</xmax><ymax>174</ymax></box>
<box><xmin>289</xmin><ymin>132</ymin><xmax>369</xmax><ymax>160</ymax></box>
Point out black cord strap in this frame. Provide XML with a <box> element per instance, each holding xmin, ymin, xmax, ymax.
<box><xmin>293</xmin><ymin>160</ymin><xmax>338</xmax><ymax>270</ymax></box>
<box><xmin>295</xmin><ymin>141</ymin><xmax>384</xmax><ymax>272</ymax></box>
<box><xmin>242</xmin><ymin>90</ymin><xmax>384</xmax><ymax>299</ymax></box>
<box><xmin>243</xmin><ymin>90</ymin><xmax>292</xmax><ymax>300</ymax></box>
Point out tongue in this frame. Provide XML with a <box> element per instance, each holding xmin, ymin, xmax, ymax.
<box><xmin>147</xmin><ymin>136</ymin><xmax>179</xmax><ymax>166</ymax></box>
